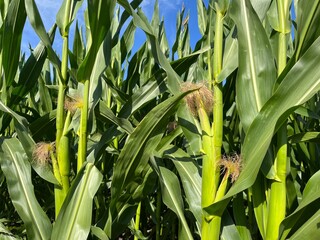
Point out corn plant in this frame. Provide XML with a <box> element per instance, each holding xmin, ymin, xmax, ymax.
<box><xmin>1</xmin><ymin>0</ymin><xmax>320</xmax><ymax>239</ymax></box>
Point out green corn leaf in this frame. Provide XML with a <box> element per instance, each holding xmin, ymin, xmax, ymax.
<box><xmin>0</xmin><ymin>138</ymin><xmax>52</xmax><ymax>240</ymax></box>
<box><xmin>91</xmin><ymin>226</ymin><xmax>110</xmax><ymax>240</ymax></box>
<box><xmin>159</xmin><ymin>167</ymin><xmax>194</xmax><ymax>240</ymax></box>
<box><xmin>172</xmin><ymin>6</ymin><xmax>185</xmax><ymax>57</ymax></box>
<box><xmin>266</xmin><ymin>0</ymin><xmax>291</xmax><ymax>34</ymax></box>
<box><xmin>24</xmin><ymin>0</ymin><xmax>62</xmax><ymax>76</ymax></box>
<box><xmin>177</xmin><ymin>14</ymin><xmax>191</xmax><ymax>58</ymax></box>
<box><xmin>287</xmin><ymin>208</ymin><xmax>320</xmax><ymax>240</ymax></box>
<box><xmin>87</xmin><ymin>126</ymin><xmax>120</xmax><ymax>164</ymax></box>
<box><xmin>232</xmin><ymin>194</ymin><xmax>252</xmax><ymax>240</ymax></box>
<box><xmin>117</xmin><ymin>0</ymin><xmax>181</xmax><ymax>93</ymax></box>
<box><xmin>296</xmin><ymin>1</ymin><xmax>320</xmax><ymax>58</ymax></box>
<box><xmin>218</xmin><ymin>29</ymin><xmax>238</xmax><ymax>83</ymax></box>
<box><xmin>102</xmin><ymin>74</ymin><xmax>129</xmax><ymax>104</ymax></box>
<box><xmin>280</xmin><ymin>169</ymin><xmax>320</xmax><ymax>239</ymax></box>
<box><xmin>29</xmin><ymin>110</ymin><xmax>56</xmax><ymax>141</ymax></box>
<box><xmin>120</xmin><ymin>20</ymin><xmax>136</xmax><ymax>63</ymax></box>
<box><xmin>0</xmin><ymin>222</ymin><xmax>21</xmax><ymax>240</ymax></box>
<box><xmin>0</xmin><ymin>101</ymin><xmax>28</xmax><ymax>132</ymax></box>
<box><xmin>159</xmin><ymin>19</ymin><xmax>170</xmax><ymax>57</ymax></box>
<box><xmin>107</xmin><ymin>91</ymin><xmax>195</xmax><ymax>235</ymax></box>
<box><xmin>118</xmin><ymin>74</ymin><xmax>167</xmax><ymax>118</ymax></box>
<box><xmin>112</xmin><ymin>0</ymin><xmax>142</xmax><ymax>48</ymax></box>
<box><xmin>105</xmin><ymin>166</ymin><xmax>156</xmax><ymax>238</ymax></box>
<box><xmin>0</xmin><ymin>101</ymin><xmax>59</xmax><ymax>185</ymax></box>
<box><xmin>164</xmin><ymin>146</ymin><xmax>202</xmax><ymax>232</ymax></box>
<box><xmin>56</xmin><ymin>0</ymin><xmax>84</xmax><ymax>35</ymax></box>
<box><xmin>230</xmin><ymin>0</ymin><xmax>276</xmax><ymax>132</ymax></box>
<box><xmin>119</xmin><ymin>48</ymin><xmax>208</xmax><ymax>119</ymax></box>
<box><xmin>87</xmin><ymin>30</ymin><xmax>113</xmax><ymax>134</ymax></box>
<box><xmin>151</xmin><ymin>0</ymin><xmax>160</xmax><ymax>37</ymax></box>
<box><xmin>77</xmin><ymin>0</ymin><xmax>116</xmax><ymax>83</ymax></box>
<box><xmin>215</xmin><ymin>0</ymin><xmax>230</xmax><ymax>14</ymax></box>
<box><xmin>2</xmin><ymin>0</ymin><xmax>26</xmax><ymax>86</ymax></box>
<box><xmin>205</xmin><ymin>34</ymin><xmax>320</xmax><ymax>217</ymax></box>
<box><xmin>10</xmin><ymin>26</ymin><xmax>56</xmax><ymax>107</ymax></box>
<box><xmin>251</xmin><ymin>0</ymin><xmax>272</xmax><ymax>20</ymax></box>
<box><xmin>121</xmin><ymin>42</ymin><xmax>153</xmax><ymax>91</ymax></box>
<box><xmin>14</xmin><ymin>122</ymin><xmax>59</xmax><ymax>186</ymax></box>
<box><xmin>220</xmin><ymin>210</ymin><xmax>243</xmax><ymax>240</ymax></box>
<box><xmin>89</xmin><ymin>30</ymin><xmax>112</xmax><ymax>94</ymax></box>
<box><xmin>108</xmin><ymin>168</ymin><xmax>156</xmax><ymax>239</ymax></box>
<box><xmin>196</xmin><ymin>0</ymin><xmax>207</xmax><ymax>36</ymax></box>
<box><xmin>0</xmin><ymin>1</ymin><xmax>8</xmax><ymax>20</ymax></box>
<box><xmin>98</xmin><ymin>101</ymin><xmax>134</xmax><ymax>134</ymax></box>
<box><xmin>171</xmin><ymin>46</ymin><xmax>210</xmax><ymax>75</ymax></box>
<box><xmin>72</xmin><ymin>22</ymin><xmax>85</xmax><ymax>67</ymax></box>
<box><xmin>289</xmin><ymin>132</ymin><xmax>320</xmax><ymax>143</ymax></box>
<box><xmin>294</xmin><ymin>106</ymin><xmax>320</xmax><ymax>119</ymax></box>
<box><xmin>38</xmin><ymin>74</ymin><xmax>53</xmax><ymax>114</ymax></box>
<box><xmin>177</xmin><ymin>101</ymin><xmax>202</xmax><ymax>154</ymax></box>
<box><xmin>52</xmin><ymin>163</ymin><xmax>102</xmax><ymax>240</ymax></box>
<box><xmin>111</xmin><ymin>91</ymin><xmax>193</xmax><ymax>201</ymax></box>
<box><xmin>250</xmin><ymin>173</ymin><xmax>267</xmax><ymax>238</ymax></box>
<box><xmin>156</xmin><ymin>127</ymin><xmax>183</xmax><ymax>153</ymax></box>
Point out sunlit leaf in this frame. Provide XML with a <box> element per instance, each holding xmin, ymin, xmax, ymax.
<box><xmin>206</xmin><ymin>35</ymin><xmax>320</xmax><ymax>216</ymax></box>
<box><xmin>159</xmin><ymin>167</ymin><xmax>194</xmax><ymax>240</ymax></box>
<box><xmin>230</xmin><ymin>0</ymin><xmax>276</xmax><ymax>132</ymax></box>
<box><xmin>0</xmin><ymin>138</ymin><xmax>52</xmax><ymax>240</ymax></box>
<box><xmin>52</xmin><ymin>163</ymin><xmax>102</xmax><ymax>239</ymax></box>
<box><xmin>164</xmin><ymin>146</ymin><xmax>202</xmax><ymax>231</ymax></box>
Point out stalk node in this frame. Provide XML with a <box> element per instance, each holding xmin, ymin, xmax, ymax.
<box><xmin>205</xmin><ymin>215</ymin><xmax>214</xmax><ymax>222</ymax></box>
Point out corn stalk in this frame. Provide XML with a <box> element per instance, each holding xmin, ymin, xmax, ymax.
<box><xmin>54</xmin><ymin>0</ymin><xmax>72</xmax><ymax>217</ymax></box>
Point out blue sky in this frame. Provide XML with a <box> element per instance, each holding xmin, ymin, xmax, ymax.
<box><xmin>22</xmin><ymin>0</ymin><xmax>209</xmax><ymax>56</ymax></box>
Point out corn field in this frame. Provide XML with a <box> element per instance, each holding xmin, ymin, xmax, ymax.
<box><xmin>1</xmin><ymin>0</ymin><xmax>320</xmax><ymax>239</ymax></box>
